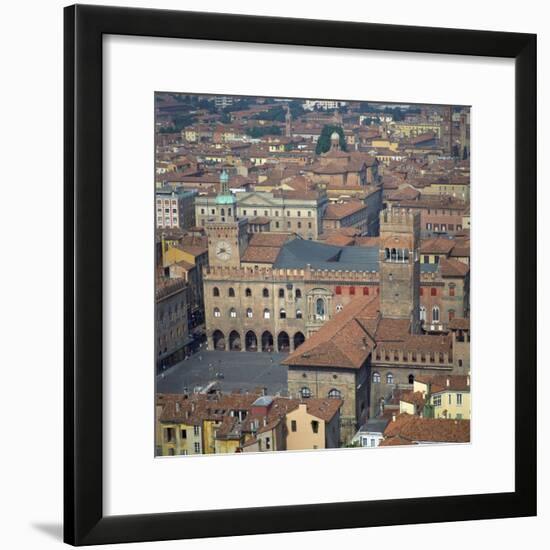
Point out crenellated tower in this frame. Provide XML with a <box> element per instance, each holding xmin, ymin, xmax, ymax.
<box><xmin>379</xmin><ymin>208</ymin><xmax>421</xmax><ymax>332</ymax></box>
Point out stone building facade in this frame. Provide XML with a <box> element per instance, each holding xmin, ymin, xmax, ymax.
<box><xmin>156</xmin><ymin>278</ymin><xmax>190</xmax><ymax>372</ymax></box>
<box><xmin>196</xmin><ymin>188</ymin><xmax>329</xmax><ymax>241</ymax></box>
<box><xmin>202</xmin><ymin>210</ymin><xmax>469</xmax><ymax>353</ymax></box>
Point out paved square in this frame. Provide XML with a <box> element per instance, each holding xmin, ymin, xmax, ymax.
<box><xmin>156</xmin><ymin>350</ymin><xmax>289</xmax><ymax>396</ymax></box>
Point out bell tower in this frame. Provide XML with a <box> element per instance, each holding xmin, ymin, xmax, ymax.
<box><xmin>379</xmin><ymin>209</ymin><xmax>420</xmax><ymax>331</ymax></box>
<box><xmin>205</xmin><ymin>170</ymin><xmax>248</xmax><ymax>268</ymax></box>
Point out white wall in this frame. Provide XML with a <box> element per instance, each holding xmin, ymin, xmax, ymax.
<box><xmin>0</xmin><ymin>1</ymin><xmax>547</xmax><ymax>549</ymax></box>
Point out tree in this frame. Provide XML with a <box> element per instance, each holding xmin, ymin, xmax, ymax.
<box><xmin>315</xmin><ymin>125</ymin><xmax>347</xmax><ymax>155</ymax></box>
<box><xmin>248</xmin><ymin>125</ymin><xmax>282</xmax><ymax>138</ymax></box>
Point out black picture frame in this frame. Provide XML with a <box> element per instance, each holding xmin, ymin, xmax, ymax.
<box><xmin>64</xmin><ymin>4</ymin><xmax>537</xmax><ymax>546</ymax></box>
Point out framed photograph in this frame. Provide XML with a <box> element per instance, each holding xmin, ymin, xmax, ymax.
<box><xmin>64</xmin><ymin>4</ymin><xmax>537</xmax><ymax>546</ymax></box>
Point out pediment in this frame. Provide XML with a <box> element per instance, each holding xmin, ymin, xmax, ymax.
<box><xmin>237</xmin><ymin>192</ymin><xmax>279</xmax><ymax>207</ymax></box>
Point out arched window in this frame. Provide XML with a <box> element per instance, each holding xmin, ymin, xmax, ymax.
<box><xmin>213</xmin><ymin>287</ymin><xmax>220</xmax><ymax>297</ymax></box>
<box><xmin>385</xmin><ymin>247</ymin><xmax>390</xmax><ymax>260</ymax></box>
<box><xmin>229</xmin><ymin>308</ymin><xmax>237</xmax><ymax>318</ymax></box>
<box><xmin>263</xmin><ymin>308</ymin><xmax>270</xmax><ymax>319</ymax></box>
<box><xmin>328</xmin><ymin>388</ymin><xmax>341</xmax><ymax>399</ymax></box>
<box><xmin>278</xmin><ymin>288</ymin><xmax>285</xmax><ymax>298</ymax></box>
<box><xmin>386</xmin><ymin>373</ymin><xmax>394</xmax><ymax>384</ymax></box>
<box><xmin>246</xmin><ymin>308</ymin><xmax>253</xmax><ymax>318</ymax></box>
<box><xmin>420</xmin><ymin>306</ymin><xmax>426</xmax><ymax>321</ymax></box>
<box><xmin>391</xmin><ymin>248</ymin><xmax>397</xmax><ymax>261</ymax></box>
<box><xmin>448</xmin><ymin>309</ymin><xmax>455</xmax><ymax>321</ymax></box>
<box><xmin>373</xmin><ymin>372</ymin><xmax>381</xmax><ymax>384</ymax></box>
<box><xmin>300</xmin><ymin>387</ymin><xmax>312</xmax><ymax>399</ymax></box>
<box><xmin>432</xmin><ymin>306</ymin><xmax>440</xmax><ymax>322</ymax></box>
<box><xmin>408</xmin><ymin>374</ymin><xmax>415</xmax><ymax>384</ymax></box>
<box><xmin>295</xmin><ymin>289</ymin><xmax>302</xmax><ymax>299</ymax></box>
<box><xmin>220</xmin><ymin>208</ymin><xmax>225</xmax><ymax>217</ymax></box>
<box><xmin>363</xmin><ymin>287</ymin><xmax>369</xmax><ymax>295</ymax></box>
<box><xmin>279</xmin><ymin>308</ymin><xmax>286</xmax><ymax>319</ymax></box>
<box><xmin>296</xmin><ymin>309</ymin><xmax>303</xmax><ymax>319</ymax></box>
<box><xmin>228</xmin><ymin>288</ymin><xmax>235</xmax><ymax>297</ymax></box>
<box><xmin>315</xmin><ymin>298</ymin><xmax>325</xmax><ymax>319</ymax></box>
<box><xmin>213</xmin><ymin>307</ymin><xmax>221</xmax><ymax>318</ymax></box>
<box><xmin>349</xmin><ymin>286</ymin><xmax>355</xmax><ymax>295</ymax></box>
<box><xmin>262</xmin><ymin>288</ymin><xmax>269</xmax><ymax>298</ymax></box>
<box><xmin>245</xmin><ymin>288</ymin><xmax>252</xmax><ymax>297</ymax></box>
<box><xmin>449</xmin><ymin>283</ymin><xmax>456</xmax><ymax>297</ymax></box>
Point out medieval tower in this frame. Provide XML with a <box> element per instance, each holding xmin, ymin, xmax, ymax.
<box><xmin>378</xmin><ymin>208</ymin><xmax>421</xmax><ymax>332</ymax></box>
<box><xmin>205</xmin><ymin>170</ymin><xmax>248</xmax><ymax>269</ymax></box>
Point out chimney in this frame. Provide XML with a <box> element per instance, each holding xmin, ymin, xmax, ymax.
<box><xmin>392</xmin><ymin>413</ymin><xmax>396</xmax><ymax>423</ymax></box>
<box><xmin>446</xmin><ymin>378</ymin><xmax>450</xmax><ymax>387</ymax></box>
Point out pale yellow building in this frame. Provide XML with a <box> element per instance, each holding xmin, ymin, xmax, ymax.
<box><xmin>285</xmin><ymin>401</ymin><xmax>341</xmax><ymax>451</ymax></box>
<box><xmin>414</xmin><ymin>374</ymin><xmax>471</xmax><ymax>420</ymax></box>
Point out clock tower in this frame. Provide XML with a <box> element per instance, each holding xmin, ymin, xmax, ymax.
<box><xmin>205</xmin><ymin>170</ymin><xmax>249</xmax><ymax>268</ymax></box>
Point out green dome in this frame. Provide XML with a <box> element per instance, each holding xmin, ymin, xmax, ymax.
<box><xmin>215</xmin><ymin>194</ymin><xmax>236</xmax><ymax>205</ymax></box>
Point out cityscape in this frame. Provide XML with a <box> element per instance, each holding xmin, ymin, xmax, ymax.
<box><xmin>154</xmin><ymin>93</ymin><xmax>471</xmax><ymax>456</ymax></box>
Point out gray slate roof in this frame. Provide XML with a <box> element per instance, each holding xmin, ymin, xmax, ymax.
<box><xmin>273</xmin><ymin>238</ymin><xmax>441</xmax><ymax>274</ymax></box>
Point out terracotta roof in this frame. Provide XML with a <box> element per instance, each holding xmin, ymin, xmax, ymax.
<box><xmin>374</xmin><ymin>318</ymin><xmax>411</xmax><ymax>342</ymax></box>
<box><xmin>416</xmin><ymin>374</ymin><xmax>470</xmax><ymax>394</ymax></box>
<box><xmin>158</xmin><ymin>392</ymin><xmax>342</xmax><ymax>440</ymax></box>
<box><xmin>298</xmin><ymin>398</ymin><xmax>342</xmax><ymax>422</ymax></box>
<box><xmin>387</xmin><ymin>187</ymin><xmax>421</xmax><ymax>201</ymax></box>
<box><xmin>241</xmin><ymin>246</ymin><xmax>281</xmax><ymax>264</ymax></box>
<box><xmin>383</xmin><ymin>413</ymin><xmax>470</xmax><ymax>443</ymax></box>
<box><xmin>439</xmin><ymin>258</ymin><xmax>469</xmax><ymax>277</ymax></box>
<box><xmin>379</xmin><ymin>434</ymin><xmax>418</xmax><ymax>446</ymax></box>
<box><xmin>282</xmin><ymin>296</ymin><xmax>380</xmax><ymax>369</ymax></box>
<box><xmin>420</xmin><ymin>237</ymin><xmax>456</xmax><ymax>255</ymax></box>
<box><xmin>322</xmin><ymin>233</ymin><xmax>355</xmax><ymax>246</ymax></box>
<box><xmin>248</xmin><ymin>232</ymin><xmax>293</xmax><ymax>248</ymax></box>
<box><xmin>324</xmin><ymin>201</ymin><xmax>366</xmax><ymax>220</ymax></box>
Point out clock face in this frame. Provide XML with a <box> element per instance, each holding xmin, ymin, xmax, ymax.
<box><xmin>215</xmin><ymin>240</ymin><xmax>232</xmax><ymax>262</ymax></box>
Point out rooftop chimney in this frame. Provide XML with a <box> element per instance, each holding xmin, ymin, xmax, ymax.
<box><xmin>446</xmin><ymin>378</ymin><xmax>450</xmax><ymax>387</ymax></box>
<box><xmin>392</xmin><ymin>413</ymin><xmax>396</xmax><ymax>423</ymax></box>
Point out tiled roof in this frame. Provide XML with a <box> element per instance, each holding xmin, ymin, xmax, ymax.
<box><xmin>282</xmin><ymin>296</ymin><xmax>380</xmax><ymax>369</ymax></box>
<box><xmin>383</xmin><ymin>413</ymin><xmax>470</xmax><ymax>443</ymax></box>
<box><xmin>241</xmin><ymin>246</ymin><xmax>281</xmax><ymax>264</ymax></box>
<box><xmin>399</xmin><ymin>391</ymin><xmax>426</xmax><ymax>408</ymax></box>
<box><xmin>420</xmin><ymin>237</ymin><xmax>456</xmax><ymax>255</ymax></box>
<box><xmin>379</xmin><ymin>435</ymin><xmax>418</xmax><ymax>446</ymax></box>
<box><xmin>439</xmin><ymin>258</ymin><xmax>469</xmax><ymax>277</ymax></box>
<box><xmin>417</xmin><ymin>374</ymin><xmax>470</xmax><ymax>394</ymax></box>
<box><xmin>324</xmin><ymin>201</ymin><xmax>366</xmax><ymax>220</ymax></box>
<box><xmin>248</xmin><ymin>232</ymin><xmax>293</xmax><ymax>248</ymax></box>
